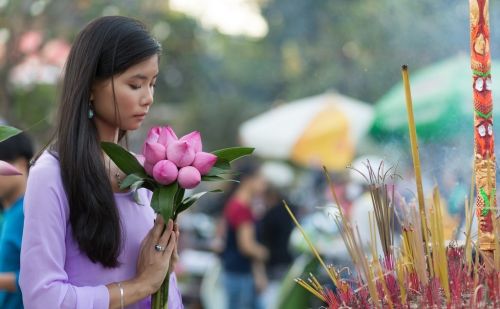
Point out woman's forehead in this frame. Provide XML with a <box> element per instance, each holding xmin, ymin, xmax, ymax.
<box><xmin>121</xmin><ymin>56</ymin><xmax>159</xmax><ymax>79</ymax></box>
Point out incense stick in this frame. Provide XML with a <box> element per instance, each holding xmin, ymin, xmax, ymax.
<box><xmin>430</xmin><ymin>187</ymin><xmax>450</xmax><ymax>302</ymax></box>
<box><xmin>402</xmin><ymin>65</ymin><xmax>433</xmax><ymax>275</ymax></box>
<box><xmin>401</xmin><ymin>65</ymin><xmax>426</xmax><ymax>225</ymax></box>
<box><xmin>282</xmin><ymin>201</ymin><xmax>339</xmax><ymax>286</ymax></box>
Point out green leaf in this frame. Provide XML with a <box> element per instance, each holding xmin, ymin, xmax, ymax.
<box><xmin>174</xmin><ymin>188</ymin><xmax>185</xmax><ymax>209</ymax></box>
<box><xmin>201</xmin><ymin>175</ymin><xmax>239</xmax><ymax>183</ymax></box>
<box><xmin>101</xmin><ymin>142</ymin><xmax>147</xmax><ymax>176</ymax></box>
<box><xmin>131</xmin><ymin>179</ymin><xmax>145</xmax><ymax>206</ymax></box>
<box><xmin>119</xmin><ymin>173</ymin><xmax>144</xmax><ymax>190</ymax></box>
<box><xmin>142</xmin><ymin>179</ymin><xmax>157</xmax><ymax>192</ymax></box>
<box><xmin>151</xmin><ymin>189</ymin><xmax>160</xmax><ymax>213</ymax></box>
<box><xmin>174</xmin><ymin>190</ymin><xmax>222</xmax><ymax>219</ymax></box>
<box><xmin>205</xmin><ymin>166</ymin><xmax>233</xmax><ymax>177</ymax></box>
<box><xmin>213</xmin><ymin>158</ymin><xmax>231</xmax><ymax>170</ymax></box>
<box><xmin>201</xmin><ymin>175</ymin><xmax>224</xmax><ymax>181</ymax></box>
<box><xmin>130</xmin><ymin>180</ymin><xmax>144</xmax><ymax>191</ymax></box>
<box><xmin>212</xmin><ymin>147</ymin><xmax>254</xmax><ymax>163</ymax></box>
<box><xmin>158</xmin><ymin>183</ymin><xmax>179</xmax><ymax>220</ymax></box>
<box><xmin>0</xmin><ymin>126</ymin><xmax>21</xmax><ymax>143</ymax></box>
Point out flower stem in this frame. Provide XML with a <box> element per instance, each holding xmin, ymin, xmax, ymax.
<box><xmin>151</xmin><ymin>275</ymin><xmax>170</xmax><ymax>309</ymax></box>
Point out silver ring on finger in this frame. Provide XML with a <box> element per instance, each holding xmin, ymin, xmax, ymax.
<box><xmin>154</xmin><ymin>244</ymin><xmax>165</xmax><ymax>252</ymax></box>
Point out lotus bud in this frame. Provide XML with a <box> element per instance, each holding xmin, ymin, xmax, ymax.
<box><xmin>144</xmin><ymin>161</ymin><xmax>155</xmax><ymax>176</ymax></box>
<box><xmin>177</xmin><ymin>166</ymin><xmax>201</xmax><ymax>189</ymax></box>
<box><xmin>192</xmin><ymin>152</ymin><xmax>217</xmax><ymax>175</ymax></box>
<box><xmin>152</xmin><ymin>160</ymin><xmax>178</xmax><ymax>185</ymax></box>
<box><xmin>166</xmin><ymin>141</ymin><xmax>196</xmax><ymax>167</ymax></box>
<box><xmin>145</xmin><ymin>126</ymin><xmax>161</xmax><ymax>144</ymax></box>
<box><xmin>158</xmin><ymin>126</ymin><xmax>178</xmax><ymax>148</ymax></box>
<box><xmin>143</xmin><ymin>142</ymin><xmax>166</xmax><ymax>165</ymax></box>
<box><xmin>180</xmin><ymin>131</ymin><xmax>202</xmax><ymax>153</ymax></box>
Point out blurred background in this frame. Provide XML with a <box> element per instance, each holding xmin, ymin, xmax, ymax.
<box><xmin>0</xmin><ymin>0</ymin><xmax>497</xmax><ymax>308</ymax></box>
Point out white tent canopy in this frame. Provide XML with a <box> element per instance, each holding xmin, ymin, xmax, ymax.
<box><xmin>239</xmin><ymin>92</ymin><xmax>374</xmax><ymax>164</ymax></box>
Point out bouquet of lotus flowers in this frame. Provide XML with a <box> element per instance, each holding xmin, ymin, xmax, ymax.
<box><xmin>101</xmin><ymin>125</ymin><xmax>253</xmax><ymax>309</ymax></box>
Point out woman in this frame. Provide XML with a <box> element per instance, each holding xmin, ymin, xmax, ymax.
<box><xmin>19</xmin><ymin>16</ymin><xmax>182</xmax><ymax>308</ymax></box>
<box><xmin>221</xmin><ymin>159</ymin><xmax>268</xmax><ymax>309</ymax></box>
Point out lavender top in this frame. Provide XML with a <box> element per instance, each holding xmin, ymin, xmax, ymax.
<box><xmin>19</xmin><ymin>152</ymin><xmax>183</xmax><ymax>309</ymax></box>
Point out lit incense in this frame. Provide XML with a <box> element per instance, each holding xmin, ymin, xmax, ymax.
<box><xmin>401</xmin><ymin>65</ymin><xmax>431</xmax><ymax>272</ymax></box>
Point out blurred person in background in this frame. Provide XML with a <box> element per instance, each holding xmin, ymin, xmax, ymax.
<box><xmin>0</xmin><ymin>132</ymin><xmax>33</xmax><ymax>309</ymax></box>
<box><xmin>0</xmin><ymin>201</ymin><xmax>3</xmax><ymax>232</ymax></box>
<box><xmin>255</xmin><ymin>161</ymin><xmax>295</xmax><ymax>308</ymax></box>
<box><xmin>257</xmin><ymin>185</ymin><xmax>294</xmax><ymax>309</ymax></box>
<box><xmin>221</xmin><ymin>158</ymin><xmax>269</xmax><ymax>309</ymax></box>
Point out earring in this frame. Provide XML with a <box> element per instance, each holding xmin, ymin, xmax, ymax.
<box><xmin>88</xmin><ymin>102</ymin><xmax>94</xmax><ymax>119</ymax></box>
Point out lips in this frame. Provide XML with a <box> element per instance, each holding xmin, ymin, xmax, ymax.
<box><xmin>134</xmin><ymin>113</ymin><xmax>147</xmax><ymax>118</ymax></box>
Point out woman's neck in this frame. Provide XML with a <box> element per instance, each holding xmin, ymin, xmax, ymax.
<box><xmin>94</xmin><ymin>118</ymin><xmax>119</xmax><ymax>143</ymax></box>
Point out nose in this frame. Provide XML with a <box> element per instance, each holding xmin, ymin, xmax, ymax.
<box><xmin>142</xmin><ymin>87</ymin><xmax>154</xmax><ymax>106</ymax></box>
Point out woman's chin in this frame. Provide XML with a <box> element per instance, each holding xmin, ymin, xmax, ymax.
<box><xmin>122</xmin><ymin>123</ymin><xmax>142</xmax><ymax>131</ymax></box>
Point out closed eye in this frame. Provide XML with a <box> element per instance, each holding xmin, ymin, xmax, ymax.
<box><xmin>130</xmin><ymin>84</ymin><xmax>141</xmax><ymax>90</ymax></box>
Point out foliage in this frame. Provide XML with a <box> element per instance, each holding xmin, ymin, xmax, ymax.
<box><xmin>0</xmin><ymin>0</ymin><xmax>491</xmax><ymax>149</ymax></box>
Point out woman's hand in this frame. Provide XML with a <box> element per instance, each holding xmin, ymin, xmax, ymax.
<box><xmin>169</xmin><ymin>222</ymin><xmax>180</xmax><ymax>273</ymax></box>
<box><xmin>107</xmin><ymin>215</ymin><xmax>178</xmax><ymax>308</ymax></box>
<box><xmin>136</xmin><ymin>215</ymin><xmax>178</xmax><ymax>294</ymax></box>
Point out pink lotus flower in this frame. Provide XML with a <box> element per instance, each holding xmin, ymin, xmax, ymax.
<box><xmin>143</xmin><ymin>142</ymin><xmax>166</xmax><ymax>164</ymax></box>
<box><xmin>192</xmin><ymin>152</ymin><xmax>217</xmax><ymax>175</ymax></box>
<box><xmin>167</xmin><ymin>140</ymin><xmax>196</xmax><ymax>168</ymax></box>
<box><xmin>152</xmin><ymin>160</ymin><xmax>178</xmax><ymax>185</ymax></box>
<box><xmin>158</xmin><ymin>126</ymin><xmax>178</xmax><ymax>148</ymax></box>
<box><xmin>145</xmin><ymin>126</ymin><xmax>162</xmax><ymax>144</ymax></box>
<box><xmin>0</xmin><ymin>161</ymin><xmax>22</xmax><ymax>176</ymax></box>
<box><xmin>144</xmin><ymin>161</ymin><xmax>155</xmax><ymax>176</ymax></box>
<box><xmin>180</xmin><ymin>131</ymin><xmax>202</xmax><ymax>153</ymax></box>
<box><xmin>178</xmin><ymin>166</ymin><xmax>201</xmax><ymax>189</ymax></box>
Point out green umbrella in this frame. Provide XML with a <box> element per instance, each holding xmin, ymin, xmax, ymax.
<box><xmin>372</xmin><ymin>55</ymin><xmax>500</xmax><ymax>139</ymax></box>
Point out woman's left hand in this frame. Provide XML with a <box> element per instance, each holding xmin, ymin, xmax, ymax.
<box><xmin>169</xmin><ymin>222</ymin><xmax>180</xmax><ymax>273</ymax></box>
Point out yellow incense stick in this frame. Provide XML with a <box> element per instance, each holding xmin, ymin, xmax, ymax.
<box><xmin>395</xmin><ymin>258</ymin><xmax>407</xmax><ymax>305</ymax></box>
<box><xmin>402</xmin><ymin>66</ymin><xmax>427</xmax><ymax>225</ymax></box>
<box><xmin>401</xmin><ymin>65</ymin><xmax>432</xmax><ymax>272</ymax></box>
<box><xmin>295</xmin><ymin>279</ymin><xmax>326</xmax><ymax>302</ymax></box>
<box><xmin>283</xmin><ymin>201</ymin><xmax>339</xmax><ymax>286</ymax></box>
<box><xmin>430</xmin><ymin>188</ymin><xmax>450</xmax><ymax>302</ymax></box>
<box><xmin>369</xmin><ymin>213</ymin><xmax>394</xmax><ymax>309</ymax></box>
<box><xmin>401</xmin><ymin>66</ymin><xmax>423</xmax><ymax>203</ymax></box>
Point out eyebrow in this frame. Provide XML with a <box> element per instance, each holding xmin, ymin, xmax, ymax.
<box><xmin>130</xmin><ymin>73</ymin><xmax>158</xmax><ymax>80</ymax></box>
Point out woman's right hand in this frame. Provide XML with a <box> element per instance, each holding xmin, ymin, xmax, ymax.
<box><xmin>135</xmin><ymin>215</ymin><xmax>177</xmax><ymax>294</ymax></box>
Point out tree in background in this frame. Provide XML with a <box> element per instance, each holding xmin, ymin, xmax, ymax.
<box><xmin>2</xmin><ymin>0</ymin><xmax>499</xmax><ymax>150</ymax></box>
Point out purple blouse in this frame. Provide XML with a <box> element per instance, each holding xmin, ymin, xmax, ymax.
<box><xmin>20</xmin><ymin>152</ymin><xmax>183</xmax><ymax>309</ymax></box>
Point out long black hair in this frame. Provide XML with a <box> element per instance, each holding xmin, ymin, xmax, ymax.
<box><xmin>53</xmin><ymin>16</ymin><xmax>161</xmax><ymax>267</ymax></box>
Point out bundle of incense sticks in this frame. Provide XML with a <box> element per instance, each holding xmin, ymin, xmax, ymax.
<box><xmin>284</xmin><ymin>64</ymin><xmax>499</xmax><ymax>307</ymax></box>
<box><xmin>285</xmin><ymin>170</ymin><xmax>499</xmax><ymax>308</ymax></box>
